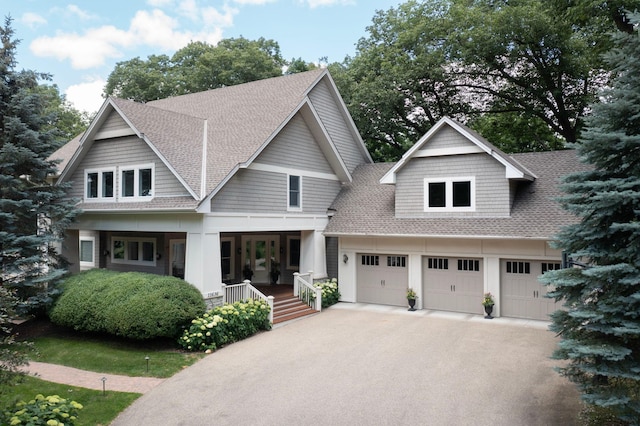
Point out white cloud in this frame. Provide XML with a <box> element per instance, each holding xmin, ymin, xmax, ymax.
<box><xmin>66</xmin><ymin>5</ymin><xmax>96</xmax><ymax>21</ymax></box>
<box><xmin>147</xmin><ymin>0</ymin><xmax>175</xmax><ymax>6</ymax></box>
<box><xmin>29</xmin><ymin>4</ymin><xmax>237</xmax><ymax>69</ymax></box>
<box><xmin>65</xmin><ymin>78</ymin><xmax>107</xmax><ymax>114</ymax></box>
<box><xmin>232</xmin><ymin>0</ymin><xmax>276</xmax><ymax>4</ymax></box>
<box><xmin>21</xmin><ymin>12</ymin><xmax>47</xmax><ymax>29</ymax></box>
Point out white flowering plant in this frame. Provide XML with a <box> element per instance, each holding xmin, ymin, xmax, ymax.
<box><xmin>178</xmin><ymin>299</ymin><xmax>271</xmax><ymax>352</ymax></box>
<box><xmin>4</xmin><ymin>394</ymin><xmax>83</xmax><ymax>426</ymax></box>
<box><xmin>301</xmin><ymin>278</ymin><xmax>340</xmax><ymax>308</ymax></box>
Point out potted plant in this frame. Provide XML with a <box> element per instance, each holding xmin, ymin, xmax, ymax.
<box><xmin>407</xmin><ymin>287</ymin><xmax>417</xmax><ymax>311</ymax></box>
<box><xmin>270</xmin><ymin>259</ymin><xmax>280</xmax><ymax>285</ymax></box>
<box><xmin>242</xmin><ymin>263</ymin><xmax>253</xmax><ymax>281</ymax></box>
<box><xmin>482</xmin><ymin>292</ymin><xmax>495</xmax><ymax>319</ymax></box>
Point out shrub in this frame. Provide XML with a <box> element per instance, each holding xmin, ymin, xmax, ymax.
<box><xmin>179</xmin><ymin>299</ymin><xmax>271</xmax><ymax>352</ymax></box>
<box><xmin>3</xmin><ymin>394</ymin><xmax>82</xmax><ymax>425</ymax></box>
<box><xmin>49</xmin><ymin>270</ymin><xmax>206</xmax><ymax>340</ymax></box>
<box><xmin>301</xmin><ymin>278</ymin><xmax>341</xmax><ymax>309</ymax></box>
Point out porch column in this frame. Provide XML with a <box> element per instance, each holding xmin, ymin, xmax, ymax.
<box><xmin>300</xmin><ymin>230</ymin><xmax>327</xmax><ymax>280</ymax></box>
<box><xmin>185</xmin><ymin>231</ymin><xmax>222</xmax><ymax>295</ymax></box>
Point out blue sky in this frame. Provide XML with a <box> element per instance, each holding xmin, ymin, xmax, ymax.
<box><xmin>7</xmin><ymin>0</ymin><xmax>401</xmax><ymax>114</ymax></box>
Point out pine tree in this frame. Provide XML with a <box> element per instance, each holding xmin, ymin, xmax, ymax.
<box><xmin>540</xmin><ymin>15</ymin><xmax>640</xmax><ymax>423</ymax></box>
<box><xmin>0</xmin><ymin>17</ymin><xmax>77</xmax><ymax>314</ymax></box>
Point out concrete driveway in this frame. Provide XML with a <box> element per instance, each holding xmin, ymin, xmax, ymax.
<box><xmin>112</xmin><ymin>304</ymin><xmax>582</xmax><ymax>426</ymax></box>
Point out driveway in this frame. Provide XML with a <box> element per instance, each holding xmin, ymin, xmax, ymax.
<box><xmin>112</xmin><ymin>304</ymin><xmax>582</xmax><ymax>426</ymax></box>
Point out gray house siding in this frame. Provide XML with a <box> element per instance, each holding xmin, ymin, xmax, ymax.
<box><xmin>424</xmin><ymin>125</ymin><xmax>476</xmax><ymax>150</ymax></box>
<box><xmin>211</xmin><ymin>169</ymin><xmax>341</xmax><ymax>214</ymax></box>
<box><xmin>325</xmin><ymin>236</ymin><xmax>338</xmax><ymax>280</ymax></box>
<box><xmin>308</xmin><ymin>79</ymin><xmax>369</xmax><ymax>172</ymax></box>
<box><xmin>95</xmin><ymin>110</ymin><xmax>132</xmax><ymax>137</ymax></box>
<box><xmin>256</xmin><ymin>114</ymin><xmax>333</xmax><ymax>174</ymax></box>
<box><xmin>395</xmin><ymin>153</ymin><xmax>511</xmax><ymax>218</ymax></box>
<box><xmin>67</xmin><ymin>137</ymin><xmax>191</xmax><ymax>200</ymax></box>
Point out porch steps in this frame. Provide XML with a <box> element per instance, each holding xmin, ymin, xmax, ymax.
<box><xmin>272</xmin><ymin>296</ymin><xmax>316</xmax><ymax>324</ymax></box>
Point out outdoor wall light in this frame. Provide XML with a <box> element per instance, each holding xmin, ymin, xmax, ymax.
<box><xmin>103</xmin><ymin>250</ymin><xmax>110</xmax><ymax>257</ymax></box>
<box><xmin>156</xmin><ymin>253</ymin><xmax>162</xmax><ymax>260</ymax></box>
<box><xmin>343</xmin><ymin>254</ymin><xmax>349</xmax><ymax>264</ymax></box>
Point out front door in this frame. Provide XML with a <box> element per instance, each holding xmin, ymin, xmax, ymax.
<box><xmin>242</xmin><ymin>235</ymin><xmax>280</xmax><ymax>284</ymax></box>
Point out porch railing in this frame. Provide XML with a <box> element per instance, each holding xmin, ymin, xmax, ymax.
<box><xmin>293</xmin><ymin>271</ymin><xmax>321</xmax><ymax>312</ymax></box>
<box><xmin>221</xmin><ymin>280</ymin><xmax>274</xmax><ymax>324</ymax></box>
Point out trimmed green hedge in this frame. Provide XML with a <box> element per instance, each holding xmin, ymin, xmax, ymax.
<box><xmin>50</xmin><ymin>269</ymin><xmax>206</xmax><ymax>340</ymax></box>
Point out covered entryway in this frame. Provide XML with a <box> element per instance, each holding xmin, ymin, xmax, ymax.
<box><xmin>356</xmin><ymin>254</ymin><xmax>408</xmax><ymax>306</ymax></box>
<box><xmin>500</xmin><ymin>260</ymin><xmax>562</xmax><ymax>320</ymax></box>
<box><xmin>422</xmin><ymin>256</ymin><xmax>483</xmax><ymax>314</ymax></box>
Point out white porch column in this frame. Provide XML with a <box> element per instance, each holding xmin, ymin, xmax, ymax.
<box><xmin>185</xmin><ymin>231</ymin><xmax>222</xmax><ymax>295</ymax></box>
<box><xmin>485</xmin><ymin>256</ymin><xmax>501</xmax><ymax>317</ymax></box>
<box><xmin>300</xmin><ymin>230</ymin><xmax>327</xmax><ymax>280</ymax></box>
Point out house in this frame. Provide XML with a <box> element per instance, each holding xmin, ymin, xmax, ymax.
<box><xmin>51</xmin><ymin>70</ymin><xmax>585</xmax><ymax>321</ymax></box>
<box><xmin>324</xmin><ymin>117</ymin><xmax>587</xmax><ymax>321</ymax></box>
<box><xmin>50</xmin><ymin>69</ymin><xmax>372</xmax><ymax>296</ymax></box>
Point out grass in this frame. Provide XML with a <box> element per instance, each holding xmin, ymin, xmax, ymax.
<box><xmin>31</xmin><ymin>335</ymin><xmax>205</xmax><ymax>378</ymax></box>
<box><xmin>1</xmin><ymin>375</ymin><xmax>140</xmax><ymax>426</ymax></box>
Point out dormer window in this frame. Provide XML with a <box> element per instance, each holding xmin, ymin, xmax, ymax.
<box><xmin>121</xmin><ymin>164</ymin><xmax>154</xmax><ymax>200</ymax></box>
<box><xmin>85</xmin><ymin>168</ymin><xmax>115</xmax><ymax>201</ymax></box>
<box><xmin>424</xmin><ymin>177</ymin><xmax>475</xmax><ymax>212</ymax></box>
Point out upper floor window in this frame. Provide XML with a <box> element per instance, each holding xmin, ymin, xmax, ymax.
<box><xmin>424</xmin><ymin>177</ymin><xmax>475</xmax><ymax>212</ymax></box>
<box><xmin>288</xmin><ymin>175</ymin><xmax>301</xmax><ymax>210</ymax></box>
<box><xmin>121</xmin><ymin>164</ymin><xmax>154</xmax><ymax>200</ymax></box>
<box><xmin>85</xmin><ymin>168</ymin><xmax>115</xmax><ymax>201</ymax></box>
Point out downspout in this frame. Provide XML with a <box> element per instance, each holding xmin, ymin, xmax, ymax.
<box><xmin>200</xmin><ymin>120</ymin><xmax>208</xmax><ymax>200</ymax></box>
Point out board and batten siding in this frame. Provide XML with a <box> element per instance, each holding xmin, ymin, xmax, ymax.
<box><xmin>256</xmin><ymin>114</ymin><xmax>333</xmax><ymax>174</ymax></box>
<box><xmin>308</xmin><ymin>79</ymin><xmax>369</xmax><ymax>172</ymax></box>
<box><xmin>67</xmin><ymin>137</ymin><xmax>191</xmax><ymax>200</ymax></box>
<box><xmin>395</xmin><ymin>153</ymin><xmax>511</xmax><ymax>218</ymax></box>
<box><xmin>210</xmin><ymin>169</ymin><xmax>341</xmax><ymax>214</ymax></box>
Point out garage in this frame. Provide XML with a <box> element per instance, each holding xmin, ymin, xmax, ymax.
<box><xmin>356</xmin><ymin>253</ymin><xmax>408</xmax><ymax>306</ymax></box>
<box><xmin>500</xmin><ymin>260</ymin><xmax>562</xmax><ymax>320</ymax></box>
<box><xmin>422</xmin><ymin>256</ymin><xmax>484</xmax><ymax>314</ymax></box>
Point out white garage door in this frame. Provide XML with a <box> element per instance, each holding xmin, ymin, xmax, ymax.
<box><xmin>356</xmin><ymin>254</ymin><xmax>408</xmax><ymax>306</ymax></box>
<box><xmin>500</xmin><ymin>260</ymin><xmax>562</xmax><ymax>320</ymax></box>
<box><xmin>422</xmin><ymin>257</ymin><xmax>483</xmax><ymax>314</ymax></box>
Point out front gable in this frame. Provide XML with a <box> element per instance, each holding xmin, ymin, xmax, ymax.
<box><xmin>382</xmin><ymin>117</ymin><xmax>536</xmax><ymax>219</ymax></box>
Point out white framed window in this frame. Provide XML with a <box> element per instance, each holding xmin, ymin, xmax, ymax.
<box><xmin>424</xmin><ymin>177</ymin><xmax>475</xmax><ymax>212</ymax></box>
<box><xmin>79</xmin><ymin>236</ymin><xmax>95</xmax><ymax>268</ymax></box>
<box><xmin>287</xmin><ymin>236</ymin><xmax>300</xmax><ymax>270</ymax></box>
<box><xmin>221</xmin><ymin>237</ymin><xmax>235</xmax><ymax>280</ymax></box>
<box><xmin>288</xmin><ymin>175</ymin><xmax>302</xmax><ymax>210</ymax></box>
<box><xmin>120</xmin><ymin>164</ymin><xmax>154</xmax><ymax>201</ymax></box>
<box><xmin>84</xmin><ymin>168</ymin><xmax>115</xmax><ymax>201</ymax></box>
<box><xmin>111</xmin><ymin>236</ymin><xmax>156</xmax><ymax>266</ymax></box>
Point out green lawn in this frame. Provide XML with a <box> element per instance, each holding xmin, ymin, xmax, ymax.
<box><xmin>1</xmin><ymin>376</ymin><xmax>140</xmax><ymax>426</ymax></box>
<box><xmin>32</xmin><ymin>335</ymin><xmax>205</xmax><ymax>378</ymax></box>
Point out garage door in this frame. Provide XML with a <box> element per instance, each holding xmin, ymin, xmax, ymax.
<box><xmin>422</xmin><ymin>256</ymin><xmax>483</xmax><ymax>314</ymax></box>
<box><xmin>357</xmin><ymin>254</ymin><xmax>408</xmax><ymax>306</ymax></box>
<box><xmin>500</xmin><ymin>260</ymin><xmax>562</xmax><ymax>320</ymax></box>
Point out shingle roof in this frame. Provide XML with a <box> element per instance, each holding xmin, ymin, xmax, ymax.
<box><xmin>324</xmin><ymin>150</ymin><xmax>589</xmax><ymax>240</ymax></box>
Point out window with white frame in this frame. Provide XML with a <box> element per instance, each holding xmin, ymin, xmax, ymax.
<box><xmin>79</xmin><ymin>237</ymin><xmax>95</xmax><ymax>267</ymax></box>
<box><xmin>288</xmin><ymin>175</ymin><xmax>301</xmax><ymax>210</ymax></box>
<box><xmin>112</xmin><ymin>236</ymin><xmax>156</xmax><ymax>266</ymax></box>
<box><xmin>85</xmin><ymin>168</ymin><xmax>115</xmax><ymax>201</ymax></box>
<box><xmin>424</xmin><ymin>177</ymin><xmax>475</xmax><ymax>211</ymax></box>
<box><xmin>120</xmin><ymin>164</ymin><xmax>154</xmax><ymax>200</ymax></box>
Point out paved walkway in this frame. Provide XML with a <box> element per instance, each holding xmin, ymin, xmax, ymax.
<box><xmin>20</xmin><ymin>361</ymin><xmax>165</xmax><ymax>394</ymax></box>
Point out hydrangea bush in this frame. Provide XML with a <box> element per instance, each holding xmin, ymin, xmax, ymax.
<box><xmin>301</xmin><ymin>278</ymin><xmax>340</xmax><ymax>309</ymax></box>
<box><xmin>179</xmin><ymin>299</ymin><xmax>271</xmax><ymax>352</ymax></box>
<box><xmin>3</xmin><ymin>394</ymin><xmax>83</xmax><ymax>426</ymax></box>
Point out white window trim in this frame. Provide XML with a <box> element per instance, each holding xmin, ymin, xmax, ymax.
<box><xmin>286</xmin><ymin>235</ymin><xmax>300</xmax><ymax>270</ymax></box>
<box><xmin>84</xmin><ymin>167</ymin><xmax>116</xmax><ymax>202</ymax></box>
<box><xmin>111</xmin><ymin>236</ymin><xmax>157</xmax><ymax>266</ymax></box>
<box><xmin>79</xmin><ymin>236</ymin><xmax>95</xmax><ymax>268</ymax></box>
<box><xmin>423</xmin><ymin>176</ymin><xmax>476</xmax><ymax>212</ymax></box>
<box><xmin>119</xmin><ymin>163</ymin><xmax>155</xmax><ymax>202</ymax></box>
<box><xmin>287</xmin><ymin>174</ymin><xmax>302</xmax><ymax>211</ymax></box>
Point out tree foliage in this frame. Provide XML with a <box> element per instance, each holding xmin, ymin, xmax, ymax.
<box><xmin>0</xmin><ymin>17</ymin><xmax>78</xmax><ymax>313</ymax></box>
<box><xmin>0</xmin><ymin>286</ymin><xmax>33</xmax><ymax>392</ymax></box>
<box><xmin>105</xmin><ymin>37</ymin><xmax>287</xmax><ymax>102</ymax></box>
<box><xmin>334</xmin><ymin>0</ymin><xmax>638</xmax><ymax>161</ymax></box>
<box><xmin>540</xmin><ymin>16</ymin><xmax>640</xmax><ymax>423</ymax></box>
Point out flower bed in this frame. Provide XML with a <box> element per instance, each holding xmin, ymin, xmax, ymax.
<box><xmin>3</xmin><ymin>394</ymin><xmax>83</xmax><ymax>425</ymax></box>
<box><xmin>301</xmin><ymin>278</ymin><xmax>341</xmax><ymax>309</ymax></box>
<box><xmin>178</xmin><ymin>299</ymin><xmax>271</xmax><ymax>352</ymax></box>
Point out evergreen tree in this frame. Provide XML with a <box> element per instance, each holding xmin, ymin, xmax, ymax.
<box><xmin>540</xmin><ymin>15</ymin><xmax>640</xmax><ymax>423</ymax></box>
<box><xmin>0</xmin><ymin>17</ymin><xmax>77</xmax><ymax>314</ymax></box>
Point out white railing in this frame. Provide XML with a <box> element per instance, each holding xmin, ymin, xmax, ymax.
<box><xmin>221</xmin><ymin>280</ymin><xmax>274</xmax><ymax>324</ymax></box>
<box><xmin>293</xmin><ymin>271</ymin><xmax>321</xmax><ymax>312</ymax></box>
